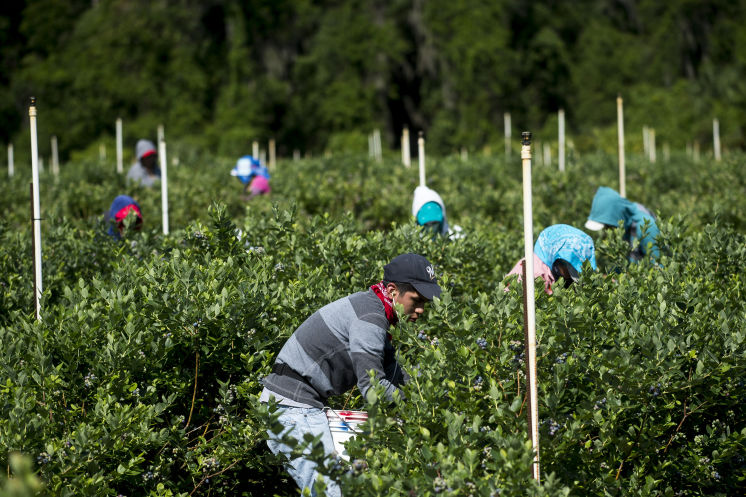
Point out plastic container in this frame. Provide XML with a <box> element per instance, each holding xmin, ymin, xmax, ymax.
<box><xmin>325</xmin><ymin>409</ymin><xmax>368</xmax><ymax>460</ymax></box>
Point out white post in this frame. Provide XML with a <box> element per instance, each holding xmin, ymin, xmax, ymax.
<box><xmin>693</xmin><ymin>141</ymin><xmax>700</xmax><ymax>162</ymax></box>
<box><xmin>99</xmin><ymin>143</ymin><xmax>106</xmax><ymax>163</ymax></box>
<box><xmin>116</xmin><ymin>117</ymin><xmax>123</xmax><ymax>174</ymax></box>
<box><xmin>663</xmin><ymin>142</ymin><xmax>670</xmax><ymax>161</ymax></box>
<box><xmin>617</xmin><ymin>95</ymin><xmax>626</xmax><ymax>198</ymax></box>
<box><xmin>259</xmin><ymin>149</ymin><xmax>267</xmax><ymax>166</ymax></box>
<box><xmin>417</xmin><ymin>131</ymin><xmax>426</xmax><ymax>187</ymax></box>
<box><xmin>293</xmin><ymin>149</ymin><xmax>300</xmax><ymax>161</ymax></box>
<box><xmin>51</xmin><ymin>135</ymin><xmax>59</xmax><ymax>177</ymax></box>
<box><xmin>159</xmin><ymin>136</ymin><xmax>169</xmax><ymax>235</ymax></box>
<box><xmin>460</xmin><ymin>147</ymin><xmax>468</xmax><ymax>161</ymax></box>
<box><xmin>269</xmin><ymin>138</ymin><xmax>276</xmax><ymax>170</ymax></box>
<box><xmin>373</xmin><ymin>128</ymin><xmax>382</xmax><ymax>162</ymax></box>
<box><xmin>543</xmin><ymin>142</ymin><xmax>550</xmax><ymax>167</ymax></box>
<box><xmin>157</xmin><ymin>124</ymin><xmax>164</xmax><ymax>144</ymax></box>
<box><xmin>520</xmin><ymin>131</ymin><xmax>540</xmax><ymax>482</ymax></box>
<box><xmin>504</xmin><ymin>112</ymin><xmax>511</xmax><ymax>159</ymax></box>
<box><xmin>642</xmin><ymin>126</ymin><xmax>649</xmax><ymax>159</ymax></box>
<box><xmin>7</xmin><ymin>144</ymin><xmax>14</xmax><ymax>177</ymax></box>
<box><xmin>252</xmin><ymin>141</ymin><xmax>259</xmax><ymax>158</ymax></box>
<box><xmin>713</xmin><ymin>118</ymin><xmax>721</xmax><ymax>162</ymax></box>
<box><xmin>558</xmin><ymin>109</ymin><xmax>565</xmax><ymax>172</ymax></box>
<box><xmin>29</xmin><ymin>98</ymin><xmax>43</xmax><ymax>321</ymax></box>
<box><xmin>401</xmin><ymin>127</ymin><xmax>411</xmax><ymax>167</ymax></box>
<box><xmin>649</xmin><ymin>129</ymin><xmax>656</xmax><ymax>163</ymax></box>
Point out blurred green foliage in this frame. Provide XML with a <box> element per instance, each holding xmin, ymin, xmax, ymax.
<box><xmin>1</xmin><ymin>0</ymin><xmax>744</xmax><ymax>165</ymax></box>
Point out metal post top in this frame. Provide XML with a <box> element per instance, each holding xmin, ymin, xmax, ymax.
<box><xmin>29</xmin><ymin>97</ymin><xmax>37</xmax><ymax>115</ymax></box>
<box><xmin>521</xmin><ymin>132</ymin><xmax>532</xmax><ymax>145</ymax></box>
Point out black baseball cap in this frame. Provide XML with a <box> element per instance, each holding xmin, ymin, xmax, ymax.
<box><xmin>383</xmin><ymin>253</ymin><xmax>442</xmax><ymax>300</ymax></box>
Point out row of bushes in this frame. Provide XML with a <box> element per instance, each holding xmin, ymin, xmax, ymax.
<box><xmin>1</xmin><ymin>152</ymin><xmax>744</xmax><ymax>495</ymax></box>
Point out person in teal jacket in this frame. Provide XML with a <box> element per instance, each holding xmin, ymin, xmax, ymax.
<box><xmin>584</xmin><ymin>186</ymin><xmax>660</xmax><ymax>261</ymax></box>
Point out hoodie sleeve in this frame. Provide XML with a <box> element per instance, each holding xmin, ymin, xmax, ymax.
<box><xmin>632</xmin><ymin>211</ymin><xmax>660</xmax><ymax>259</ymax></box>
<box><xmin>349</xmin><ymin>319</ymin><xmax>404</xmax><ymax>403</ymax></box>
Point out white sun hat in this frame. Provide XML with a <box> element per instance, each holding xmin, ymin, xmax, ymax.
<box><xmin>231</xmin><ymin>156</ymin><xmax>253</xmax><ymax>177</ymax></box>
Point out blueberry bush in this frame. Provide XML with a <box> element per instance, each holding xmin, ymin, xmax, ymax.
<box><xmin>0</xmin><ymin>149</ymin><xmax>744</xmax><ymax>496</ymax></box>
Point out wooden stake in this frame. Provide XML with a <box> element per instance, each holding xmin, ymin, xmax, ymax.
<box><xmin>617</xmin><ymin>95</ymin><xmax>626</xmax><ymax>197</ymax></box>
<box><xmin>51</xmin><ymin>135</ymin><xmax>59</xmax><ymax>177</ymax></box>
<box><xmin>29</xmin><ymin>98</ymin><xmax>42</xmax><ymax>321</ymax></box>
<box><xmin>269</xmin><ymin>138</ymin><xmax>276</xmax><ymax>170</ymax></box>
<box><xmin>649</xmin><ymin>129</ymin><xmax>656</xmax><ymax>163</ymax></box>
<box><xmin>401</xmin><ymin>127</ymin><xmax>411</xmax><ymax>167</ymax></box>
<box><xmin>7</xmin><ymin>144</ymin><xmax>13</xmax><ymax>178</ymax></box>
<box><xmin>417</xmin><ymin>131</ymin><xmax>426</xmax><ymax>187</ymax></box>
<box><xmin>504</xmin><ymin>112</ymin><xmax>511</xmax><ymax>159</ymax></box>
<box><xmin>713</xmin><ymin>118</ymin><xmax>721</xmax><ymax>162</ymax></box>
<box><xmin>460</xmin><ymin>147</ymin><xmax>468</xmax><ymax>161</ymax></box>
<box><xmin>159</xmin><ymin>136</ymin><xmax>169</xmax><ymax>235</ymax></box>
<box><xmin>558</xmin><ymin>109</ymin><xmax>565</xmax><ymax>172</ymax></box>
<box><xmin>116</xmin><ymin>117</ymin><xmax>123</xmax><ymax>174</ymax></box>
<box><xmin>293</xmin><ymin>149</ymin><xmax>300</xmax><ymax>161</ymax></box>
<box><xmin>520</xmin><ymin>131</ymin><xmax>540</xmax><ymax>482</ymax></box>
<box><xmin>373</xmin><ymin>128</ymin><xmax>382</xmax><ymax>162</ymax></box>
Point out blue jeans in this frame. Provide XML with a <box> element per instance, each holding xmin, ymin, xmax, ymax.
<box><xmin>266</xmin><ymin>406</ymin><xmax>342</xmax><ymax>497</ymax></box>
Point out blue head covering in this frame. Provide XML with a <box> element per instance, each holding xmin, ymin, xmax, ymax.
<box><xmin>417</xmin><ymin>201</ymin><xmax>444</xmax><ymax>225</ymax></box>
<box><xmin>586</xmin><ymin>186</ymin><xmax>660</xmax><ymax>260</ymax></box>
<box><xmin>105</xmin><ymin>195</ymin><xmax>142</xmax><ymax>239</ymax></box>
<box><xmin>231</xmin><ymin>156</ymin><xmax>270</xmax><ymax>185</ymax></box>
<box><xmin>534</xmin><ymin>224</ymin><xmax>597</xmax><ymax>277</ymax></box>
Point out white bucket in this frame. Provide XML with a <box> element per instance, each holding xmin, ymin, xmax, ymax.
<box><xmin>325</xmin><ymin>409</ymin><xmax>367</xmax><ymax>461</ymax></box>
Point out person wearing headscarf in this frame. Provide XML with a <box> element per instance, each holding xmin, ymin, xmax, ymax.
<box><xmin>505</xmin><ymin>224</ymin><xmax>597</xmax><ymax>295</ymax></box>
<box><xmin>105</xmin><ymin>195</ymin><xmax>142</xmax><ymax>240</ymax></box>
<box><xmin>411</xmin><ymin>185</ymin><xmax>449</xmax><ymax>236</ymax></box>
<box><xmin>126</xmin><ymin>139</ymin><xmax>161</xmax><ymax>187</ymax></box>
<box><xmin>231</xmin><ymin>155</ymin><xmax>271</xmax><ymax>199</ymax></box>
<box><xmin>585</xmin><ymin>186</ymin><xmax>660</xmax><ymax>261</ymax></box>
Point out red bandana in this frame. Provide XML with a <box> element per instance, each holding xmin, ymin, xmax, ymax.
<box><xmin>370</xmin><ymin>281</ymin><xmax>398</xmax><ymax>330</ymax></box>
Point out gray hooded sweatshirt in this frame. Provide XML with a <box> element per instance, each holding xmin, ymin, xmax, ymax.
<box><xmin>126</xmin><ymin>139</ymin><xmax>160</xmax><ymax>187</ymax></box>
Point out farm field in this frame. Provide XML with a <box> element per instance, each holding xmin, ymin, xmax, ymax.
<box><xmin>0</xmin><ymin>149</ymin><xmax>745</xmax><ymax>496</ymax></box>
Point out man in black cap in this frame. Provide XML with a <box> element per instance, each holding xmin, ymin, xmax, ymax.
<box><xmin>260</xmin><ymin>253</ymin><xmax>440</xmax><ymax>497</ymax></box>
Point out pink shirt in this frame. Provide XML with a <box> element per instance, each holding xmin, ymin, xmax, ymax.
<box><xmin>249</xmin><ymin>175</ymin><xmax>271</xmax><ymax>195</ymax></box>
